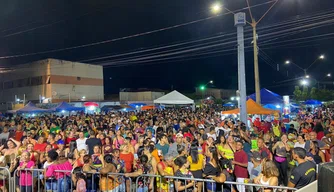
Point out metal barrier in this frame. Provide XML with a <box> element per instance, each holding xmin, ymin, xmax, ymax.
<box><xmin>10</xmin><ymin>168</ymin><xmax>301</xmax><ymax>192</ymax></box>
<box><xmin>0</xmin><ymin>167</ymin><xmax>11</xmax><ymax>192</ymax></box>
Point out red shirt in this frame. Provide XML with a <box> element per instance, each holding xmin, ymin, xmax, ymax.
<box><xmin>34</xmin><ymin>143</ymin><xmax>47</xmax><ymax>152</ymax></box>
<box><xmin>65</xmin><ymin>137</ymin><xmax>77</xmax><ymax>145</ymax></box>
<box><xmin>120</xmin><ymin>153</ymin><xmax>134</xmax><ymax>173</ymax></box>
<box><xmin>234</xmin><ymin>150</ymin><xmax>248</xmax><ymax>178</ymax></box>
<box><xmin>317</xmin><ymin>131</ymin><xmax>325</xmax><ymax>140</ymax></box>
<box><xmin>15</xmin><ymin>131</ymin><xmax>24</xmax><ymax>141</ymax></box>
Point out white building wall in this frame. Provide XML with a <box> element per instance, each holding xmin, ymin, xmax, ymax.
<box><xmin>49</xmin><ymin>59</ymin><xmax>103</xmax><ymax>78</ymax></box>
<box><xmin>51</xmin><ymin>84</ymin><xmax>104</xmax><ymax>101</ymax></box>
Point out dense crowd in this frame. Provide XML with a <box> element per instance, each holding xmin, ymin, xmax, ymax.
<box><xmin>0</xmin><ymin>107</ymin><xmax>332</xmax><ymax>192</ymax></box>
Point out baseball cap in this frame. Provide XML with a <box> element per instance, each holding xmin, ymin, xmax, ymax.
<box><xmin>57</xmin><ymin>140</ymin><xmax>65</xmax><ymax>145</ymax></box>
<box><xmin>176</xmin><ymin>133</ymin><xmax>184</xmax><ymax>138</ymax></box>
<box><xmin>250</xmin><ymin>151</ymin><xmax>262</xmax><ymax>161</ymax></box>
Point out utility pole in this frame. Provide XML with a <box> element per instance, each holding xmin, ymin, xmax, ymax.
<box><xmin>235</xmin><ymin>12</ymin><xmax>247</xmax><ymax>124</ymax></box>
<box><xmin>252</xmin><ymin>19</ymin><xmax>261</xmax><ymax>104</ymax></box>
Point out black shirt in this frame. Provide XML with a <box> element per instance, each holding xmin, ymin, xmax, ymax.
<box><xmin>290</xmin><ymin>161</ymin><xmax>316</xmax><ymax>189</ymax></box>
<box><xmin>85</xmin><ymin>138</ymin><xmax>102</xmax><ymax>155</ymax></box>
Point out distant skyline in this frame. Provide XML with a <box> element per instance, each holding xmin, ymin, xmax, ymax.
<box><xmin>0</xmin><ymin>0</ymin><xmax>333</xmax><ymax>95</ymax></box>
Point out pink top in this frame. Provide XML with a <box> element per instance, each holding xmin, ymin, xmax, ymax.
<box><xmin>76</xmin><ymin>179</ymin><xmax>86</xmax><ymax>192</ymax></box>
<box><xmin>113</xmin><ymin>137</ymin><xmax>124</xmax><ymax>149</ymax></box>
<box><xmin>46</xmin><ymin>161</ymin><xmax>73</xmax><ymax>179</ymax></box>
<box><xmin>19</xmin><ymin>161</ymin><xmax>35</xmax><ymax>186</ymax></box>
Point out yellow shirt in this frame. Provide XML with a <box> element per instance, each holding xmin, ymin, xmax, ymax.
<box><xmin>187</xmin><ymin>154</ymin><xmax>205</xmax><ymax>171</ymax></box>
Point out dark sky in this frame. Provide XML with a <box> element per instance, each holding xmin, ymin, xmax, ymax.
<box><xmin>0</xmin><ymin>0</ymin><xmax>334</xmax><ymax>95</ymax></box>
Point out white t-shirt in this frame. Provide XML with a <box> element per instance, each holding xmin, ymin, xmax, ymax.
<box><xmin>207</xmin><ymin>133</ymin><xmax>217</xmax><ymax>140</ymax></box>
<box><xmin>76</xmin><ymin>138</ymin><xmax>88</xmax><ymax>152</ymax></box>
<box><xmin>294</xmin><ymin>142</ymin><xmax>306</xmax><ymax>148</ymax></box>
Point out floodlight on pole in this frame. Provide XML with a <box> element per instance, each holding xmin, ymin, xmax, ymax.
<box><xmin>301</xmin><ymin>79</ymin><xmax>308</xmax><ymax>86</ymax></box>
<box><xmin>211</xmin><ymin>2</ymin><xmax>222</xmax><ymax>14</ymax></box>
<box><xmin>319</xmin><ymin>54</ymin><xmax>325</xmax><ymax>60</ymax></box>
<box><xmin>285</xmin><ymin>60</ymin><xmax>290</xmax><ymax>64</ymax></box>
<box><xmin>209</xmin><ymin>80</ymin><xmax>213</xmax><ymax>84</ymax></box>
<box><xmin>327</xmin><ymin>73</ymin><xmax>331</xmax><ymax>77</ymax></box>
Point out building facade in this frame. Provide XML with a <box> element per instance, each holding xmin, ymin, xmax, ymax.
<box><xmin>0</xmin><ymin>59</ymin><xmax>104</xmax><ymax>104</ymax></box>
<box><xmin>119</xmin><ymin>91</ymin><xmax>165</xmax><ymax>104</ymax></box>
<box><xmin>195</xmin><ymin>88</ymin><xmax>236</xmax><ymax>99</ymax></box>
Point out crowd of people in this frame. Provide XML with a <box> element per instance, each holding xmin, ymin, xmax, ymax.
<box><xmin>0</xmin><ymin>106</ymin><xmax>332</xmax><ymax>192</ymax></box>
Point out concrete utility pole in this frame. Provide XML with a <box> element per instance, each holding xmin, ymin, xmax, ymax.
<box><xmin>235</xmin><ymin>12</ymin><xmax>247</xmax><ymax>124</ymax></box>
<box><xmin>251</xmin><ymin>19</ymin><xmax>261</xmax><ymax>104</ymax></box>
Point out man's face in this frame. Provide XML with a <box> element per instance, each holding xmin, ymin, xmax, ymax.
<box><xmin>176</xmin><ymin>136</ymin><xmax>182</xmax><ymax>143</ymax></box>
<box><xmin>257</xmin><ymin>139</ymin><xmax>264</xmax><ymax>148</ymax></box>
<box><xmin>309</xmin><ymin>132</ymin><xmax>317</xmax><ymax>141</ymax></box>
<box><xmin>236</xmin><ymin>142</ymin><xmax>243</xmax><ymax>151</ymax></box>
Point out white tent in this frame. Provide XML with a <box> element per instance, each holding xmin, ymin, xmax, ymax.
<box><xmin>154</xmin><ymin>90</ymin><xmax>194</xmax><ymax>105</ymax></box>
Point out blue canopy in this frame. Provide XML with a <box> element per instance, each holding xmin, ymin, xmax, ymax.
<box><xmin>247</xmin><ymin>88</ymin><xmax>283</xmax><ymax>105</ymax></box>
<box><xmin>128</xmin><ymin>103</ymin><xmax>147</xmax><ymax>108</ymax></box>
<box><xmin>263</xmin><ymin>104</ymin><xmax>283</xmax><ymax>112</ymax></box>
<box><xmin>16</xmin><ymin>102</ymin><xmax>52</xmax><ymax>113</ymax></box>
<box><xmin>223</xmin><ymin>102</ymin><xmax>235</xmax><ymax>107</ymax></box>
<box><xmin>51</xmin><ymin>102</ymin><xmax>85</xmax><ymax>112</ymax></box>
<box><xmin>304</xmin><ymin>100</ymin><xmax>322</xmax><ymax>105</ymax></box>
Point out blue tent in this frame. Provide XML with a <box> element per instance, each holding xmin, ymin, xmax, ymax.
<box><xmin>263</xmin><ymin>104</ymin><xmax>283</xmax><ymax>112</ymax></box>
<box><xmin>304</xmin><ymin>100</ymin><xmax>322</xmax><ymax>105</ymax></box>
<box><xmin>16</xmin><ymin>102</ymin><xmax>52</xmax><ymax>113</ymax></box>
<box><xmin>223</xmin><ymin>102</ymin><xmax>235</xmax><ymax>107</ymax></box>
<box><xmin>128</xmin><ymin>103</ymin><xmax>147</xmax><ymax>108</ymax></box>
<box><xmin>51</xmin><ymin>102</ymin><xmax>85</xmax><ymax>112</ymax></box>
<box><xmin>247</xmin><ymin>88</ymin><xmax>283</xmax><ymax>105</ymax></box>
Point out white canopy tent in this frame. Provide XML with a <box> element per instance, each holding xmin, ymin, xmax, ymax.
<box><xmin>154</xmin><ymin>91</ymin><xmax>194</xmax><ymax>108</ymax></box>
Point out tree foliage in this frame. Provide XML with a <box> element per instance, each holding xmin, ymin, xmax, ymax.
<box><xmin>293</xmin><ymin>86</ymin><xmax>334</xmax><ymax>101</ymax></box>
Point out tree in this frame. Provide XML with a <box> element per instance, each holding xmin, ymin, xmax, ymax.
<box><xmin>302</xmin><ymin>86</ymin><xmax>309</xmax><ymax>101</ymax></box>
<box><xmin>310</xmin><ymin>87</ymin><xmax>317</xmax><ymax>99</ymax></box>
<box><xmin>293</xmin><ymin>86</ymin><xmax>302</xmax><ymax>101</ymax></box>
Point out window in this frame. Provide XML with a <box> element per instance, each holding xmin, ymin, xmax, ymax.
<box><xmin>31</xmin><ymin>76</ymin><xmax>43</xmax><ymax>86</ymax></box>
<box><xmin>3</xmin><ymin>81</ymin><xmax>13</xmax><ymax>89</ymax></box>
<box><xmin>77</xmin><ymin>77</ymin><xmax>81</xmax><ymax>81</ymax></box>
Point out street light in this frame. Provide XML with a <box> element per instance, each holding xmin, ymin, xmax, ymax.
<box><xmin>327</xmin><ymin>73</ymin><xmax>331</xmax><ymax>77</ymax></box>
<box><xmin>285</xmin><ymin>60</ymin><xmax>290</xmax><ymax>64</ymax></box>
<box><xmin>301</xmin><ymin>79</ymin><xmax>308</xmax><ymax>86</ymax></box>
<box><xmin>319</xmin><ymin>55</ymin><xmax>325</xmax><ymax>59</ymax></box>
<box><xmin>211</xmin><ymin>2</ymin><xmax>222</xmax><ymax>14</ymax></box>
<box><xmin>209</xmin><ymin>80</ymin><xmax>213</xmax><ymax>84</ymax></box>
<box><xmin>305</xmin><ymin>75</ymin><xmax>310</xmax><ymax>79</ymax></box>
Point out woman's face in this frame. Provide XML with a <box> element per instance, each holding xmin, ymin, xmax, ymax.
<box><xmin>220</xmin><ymin>136</ymin><xmax>225</xmax><ymax>143</ymax></box>
<box><xmin>297</xmin><ymin>136</ymin><xmax>304</xmax><ymax>143</ymax></box>
<box><xmin>22</xmin><ymin>152</ymin><xmax>30</xmax><ymax>162</ymax></box>
<box><xmin>93</xmin><ymin>146</ymin><xmax>100</xmax><ymax>154</ymax></box>
<box><xmin>27</xmin><ymin>144</ymin><xmax>34</xmax><ymax>151</ymax></box>
<box><xmin>7</xmin><ymin>141</ymin><xmax>14</xmax><ymax>149</ymax></box>
<box><xmin>105</xmin><ymin>138</ymin><xmax>110</xmax><ymax>144</ymax></box>
<box><xmin>227</xmin><ymin>136</ymin><xmax>234</xmax><ymax>143</ymax></box>
<box><xmin>183</xmin><ymin>160</ymin><xmax>190</xmax><ymax>169</ymax></box>
<box><xmin>281</xmin><ymin>135</ymin><xmax>288</xmax><ymax>143</ymax></box>
<box><xmin>80</xmin><ymin>150</ymin><xmax>86</xmax><ymax>157</ymax></box>
<box><xmin>46</xmin><ymin>145</ymin><xmax>52</xmax><ymax>152</ymax></box>
<box><xmin>116</xmin><ymin>130</ymin><xmax>121</xmax><ymax>136</ymax></box>
<box><xmin>310</xmin><ymin>142</ymin><xmax>315</xmax><ymax>149</ymax></box>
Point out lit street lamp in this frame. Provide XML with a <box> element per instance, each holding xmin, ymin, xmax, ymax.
<box><xmin>284</xmin><ymin>54</ymin><xmax>325</xmax><ymax>76</ymax></box>
<box><xmin>319</xmin><ymin>55</ymin><xmax>325</xmax><ymax>59</ymax></box>
<box><xmin>301</xmin><ymin>79</ymin><xmax>308</xmax><ymax>86</ymax></box>
<box><xmin>305</xmin><ymin>75</ymin><xmax>310</xmax><ymax>79</ymax></box>
<box><xmin>211</xmin><ymin>2</ymin><xmax>222</xmax><ymax>14</ymax></box>
<box><xmin>327</xmin><ymin>73</ymin><xmax>331</xmax><ymax>77</ymax></box>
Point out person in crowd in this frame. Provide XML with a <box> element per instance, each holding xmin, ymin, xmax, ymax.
<box><xmin>188</xmin><ymin>144</ymin><xmax>205</xmax><ymax>192</ymax></box>
<box><xmin>120</xmin><ymin>144</ymin><xmax>134</xmax><ymax>192</ymax></box>
<box><xmin>307</xmin><ymin>141</ymin><xmax>325</xmax><ymax>164</ymax></box>
<box><xmin>102</xmin><ymin>136</ymin><xmax>113</xmax><ymax>155</ymax></box>
<box><xmin>156</xmin><ymin>134</ymin><xmax>170</xmax><ymax>156</ymax></box>
<box><xmin>86</xmin><ymin>130</ymin><xmax>102</xmax><ymax>155</ymax></box>
<box><xmin>17</xmin><ymin>151</ymin><xmax>34</xmax><ymax>192</ymax></box>
<box><xmin>253</xmin><ymin>159</ymin><xmax>279</xmax><ymax>192</ymax></box>
<box><xmin>272</xmin><ymin>134</ymin><xmax>290</xmax><ymax>186</ymax></box>
<box><xmin>73</xmin><ymin>149</ymin><xmax>87</xmax><ymax>168</ymax></box>
<box><xmin>249</xmin><ymin>151</ymin><xmax>263</xmax><ymax>192</ymax></box>
<box><xmin>157</xmin><ymin>153</ymin><xmax>175</xmax><ymax>192</ymax></box>
<box><xmin>257</xmin><ymin>138</ymin><xmax>272</xmax><ymax>160</ymax></box>
<box><xmin>233</xmin><ymin>141</ymin><xmax>249</xmax><ymax>192</ymax></box>
<box><xmin>288</xmin><ymin>147</ymin><xmax>316</xmax><ymax>189</ymax></box>
<box><xmin>45</xmin><ymin>150</ymin><xmax>73</xmax><ymax>192</ymax></box>
<box><xmin>174</xmin><ymin>156</ymin><xmax>196</xmax><ymax>192</ymax></box>
<box><xmin>76</xmin><ymin>131</ymin><xmax>87</xmax><ymax>152</ymax></box>
<box><xmin>100</xmin><ymin>154</ymin><xmax>125</xmax><ymax>192</ymax></box>
<box><xmin>0</xmin><ymin>138</ymin><xmax>21</xmax><ymax>156</ymax></box>
<box><xmin>168</xmin><ymin>133</ymin><xmax>186</xmax><ymax>154</ymax></box>
<box><xmin>113</xmin><ymin>130</ymin><xmax>125</xmax><ymax>149</ymax></box>
<box><xmin>82</xmin><ymin>154</ymin><xmax>98</xmax><ymax>191</ymax></box>
<box><xmin>203</xmin><ymin>147</ymin><xmax>226</xmax><ymax>192</ymax></box>
<box><xmin>125</xmin><ymin>154</ymin><xmax>154</xmax><ymax>192</ymax></box>
<box><xmin>222</xmin><ymin>135</ymin><xmax>236</xmax><ymax>160</ymax></box>
<box><xmin>73</xmin><ymin>170</ymin><xmax>86</xmax><ymax>192</ymax></box>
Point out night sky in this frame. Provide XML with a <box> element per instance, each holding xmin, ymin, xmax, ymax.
<box><xmin>0</xmin><ymin>0</ymin><xmax>334</xmax><ymax>95</ymax></box>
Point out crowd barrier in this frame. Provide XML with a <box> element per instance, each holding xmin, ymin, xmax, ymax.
<box><xmin>2</xmin><ymin>167</ymin><xmax>300</xmax><ymax>192</ymax></box>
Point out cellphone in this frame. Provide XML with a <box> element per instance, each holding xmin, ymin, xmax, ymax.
<box><xmin>134</xmin><ymin>154</ymin><xmax>138</xmax><ymax>159</ymax></box>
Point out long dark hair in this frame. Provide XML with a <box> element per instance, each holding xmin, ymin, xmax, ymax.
<box><xmin>190</xmin><ymin>144</ymin><xmax>199</xmax><ymax>164</ymax></box>
<box><xmin>314</xmin><ymin>123</ymin><xmax>324</xmax><ymax>133</ymax></box>
<box><xmin>311</xmin><ymin>141</ymin><xmax>320</xmax><ymax>155</ymax></box>
<box><xmin>209</xmin><ymin>147</ymin><xmax>222</xmax><ymax>171</ymax></box>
